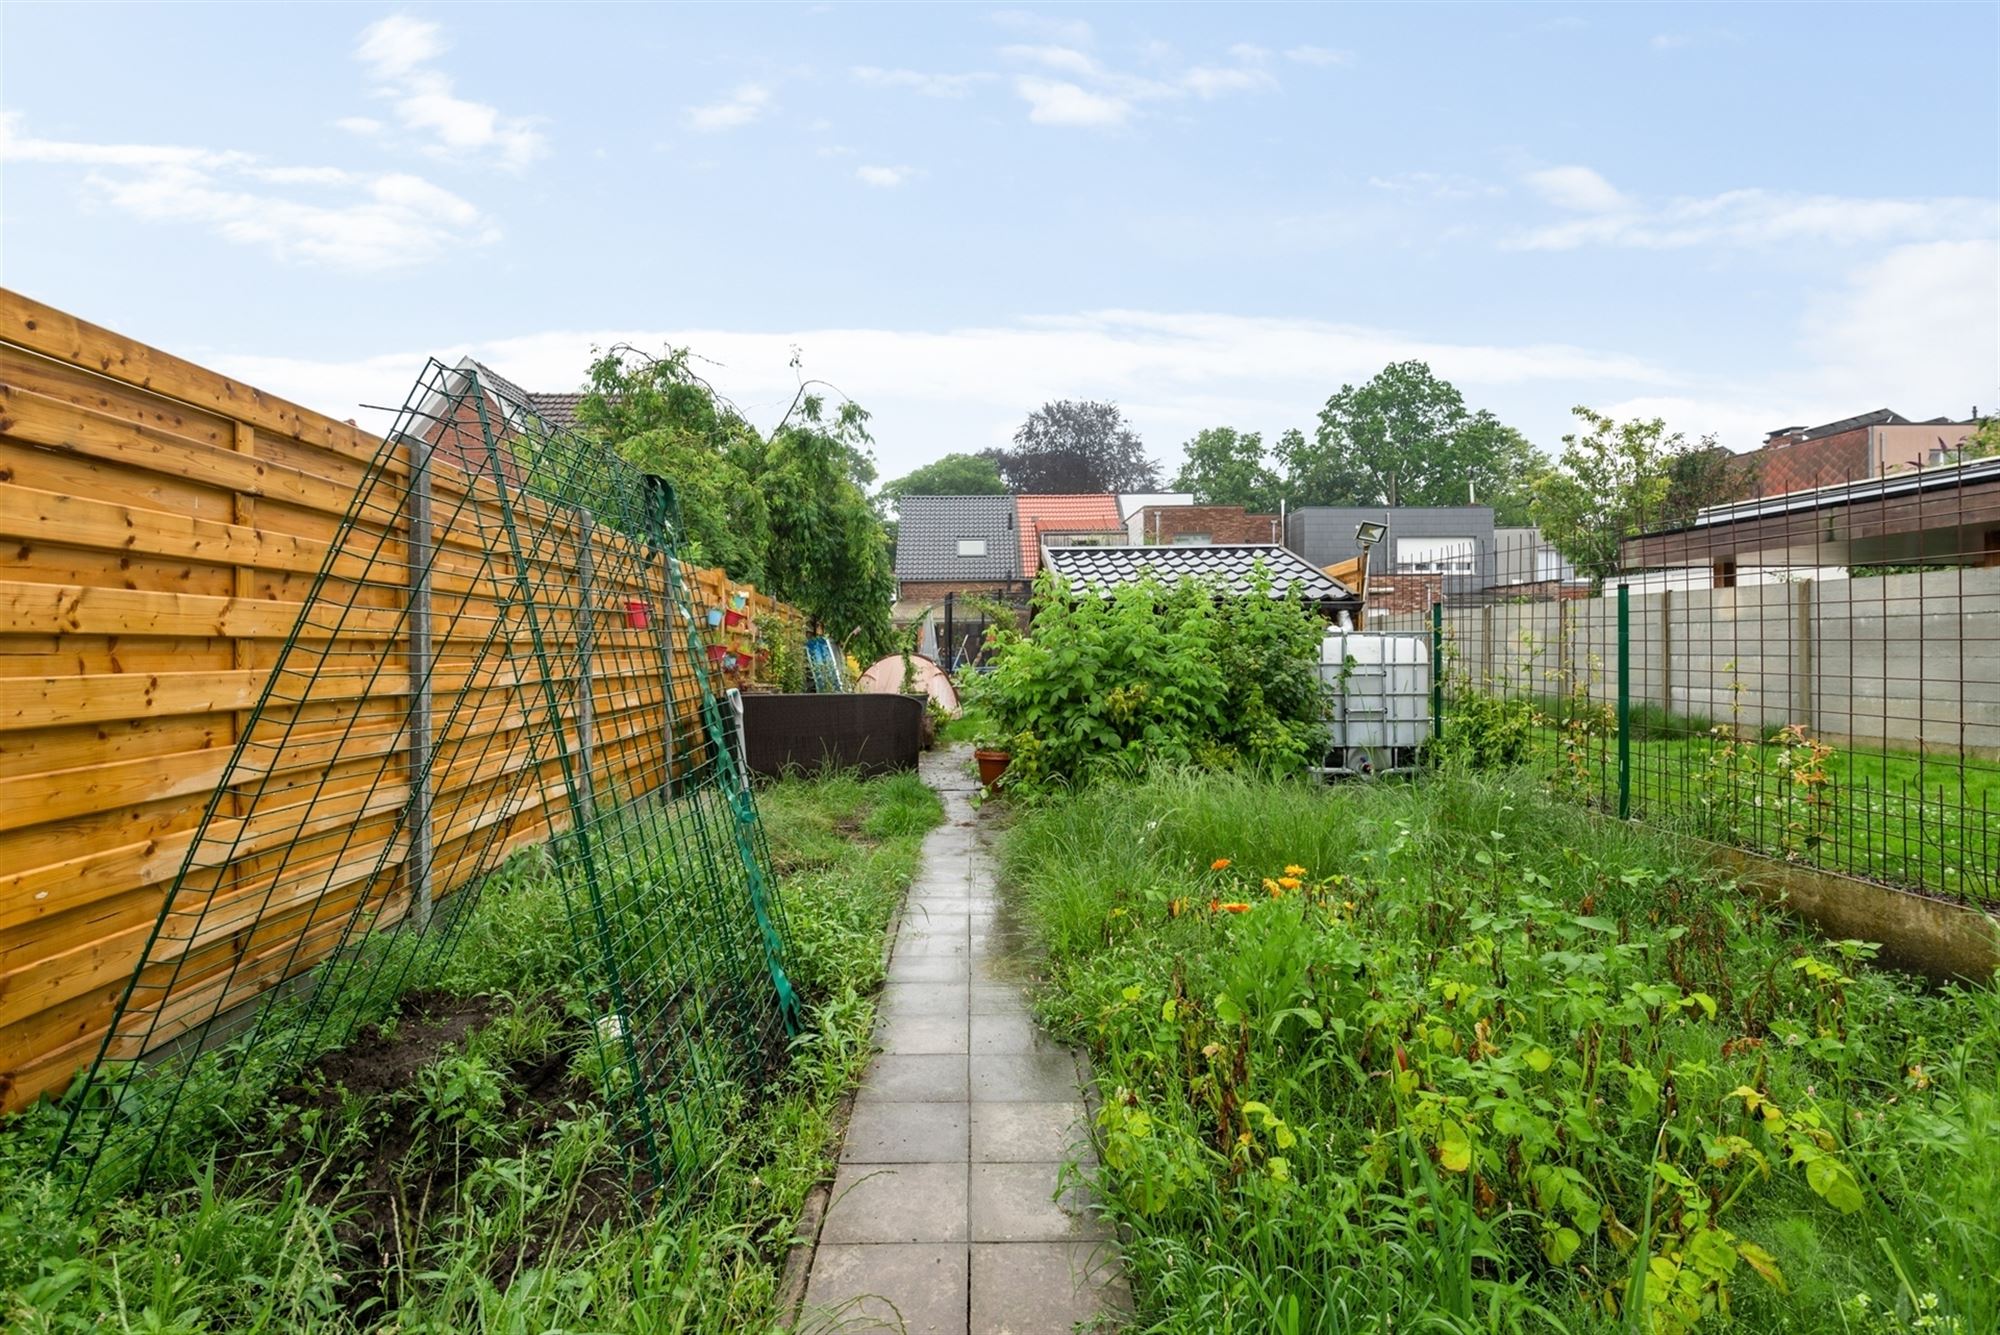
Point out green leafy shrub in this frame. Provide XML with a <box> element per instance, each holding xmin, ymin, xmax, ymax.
<box><xmin>1433</xmin><ymin>688</ymin><xmax>1539</xmax><ymax>770</ymax></box>
<box><xmin>968</xmin><ymin>565</ymin><xmax>1328</xmax><ymax>796</ymax></box>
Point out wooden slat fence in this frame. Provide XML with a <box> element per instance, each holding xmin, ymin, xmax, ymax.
<box><xmin>0</xmin><ymin>289</ymin><xmax>802</xmax><ymax>1111</ymax></box>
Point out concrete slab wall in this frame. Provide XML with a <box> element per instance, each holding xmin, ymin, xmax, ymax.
<box><xmin>1379</xmin><ymin>565</ymin><xmax>2000</xmax><ymax>756</ymax></box>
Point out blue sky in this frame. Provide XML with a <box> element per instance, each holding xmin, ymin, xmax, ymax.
<box><xmin>2</xmin><ymin>2</ymin><xmax>1995</xmax><ymax>482</ymax></box>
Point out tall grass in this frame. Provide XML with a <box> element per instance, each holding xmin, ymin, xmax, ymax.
<box><xmin>1005</xmin><ymin>768</ymin><xmax>2000</xmax><ymax>1334</ymax></box>
<box><xmin>0</xmin><ymin>770</ymin><xmax>942</xmax><ymax>1333</ymax></box>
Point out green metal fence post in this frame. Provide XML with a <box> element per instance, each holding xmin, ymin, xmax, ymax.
<box><xmin>1431</xmin><ymin>600</ymin><xmax>1444</xmax><ymax>745</ymax></box>
<box><xmin>1617</xmin><ymin>583</ymin><xmax>1631</xmax><ymax>820</ymax></box>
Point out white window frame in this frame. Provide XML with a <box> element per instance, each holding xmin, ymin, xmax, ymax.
<box><xmin>1171</xmin><ymin>533</ymin><xmax>1212</xmax><ymax>546</ymax></box>
<box><xmin>956</xmin><ymin>538</ymin><xmax>988</xmax><ymax>558</ymax></box>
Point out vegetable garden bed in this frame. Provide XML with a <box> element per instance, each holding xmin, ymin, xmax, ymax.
<box><xmin>1005</xmin><ymin>768</ymin><xmax>1999</xmax><ymax>1334</ymax></box>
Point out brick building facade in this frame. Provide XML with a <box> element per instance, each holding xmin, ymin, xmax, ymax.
<box><xmin>1129</xmin><ymin>504</ymin><xmax>1281</xmax><ymax>545</ymax></box>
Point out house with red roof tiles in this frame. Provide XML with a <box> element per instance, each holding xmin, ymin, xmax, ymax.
<box><xmin>1013</xmin><ymin>494</ymin><xmax>1126</xmax><ymax>576</ymax></box>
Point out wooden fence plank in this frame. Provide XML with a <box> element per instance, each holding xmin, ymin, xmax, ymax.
<box><xmin>0</xmin><ymin>292</ymin><xmax>805</xmax><ymax>1112</ymax></box>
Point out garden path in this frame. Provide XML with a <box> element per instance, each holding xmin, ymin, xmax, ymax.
<box><xmin>800</xmin><ymin>745</ymin><xmax>1128</xmax><ymax>1333</ymax></box>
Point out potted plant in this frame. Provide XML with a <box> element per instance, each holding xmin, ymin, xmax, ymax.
<box><xmin>971</xmin><ymin>714</ymin><xmax>1012</xmax><ymax>789</ymax></box>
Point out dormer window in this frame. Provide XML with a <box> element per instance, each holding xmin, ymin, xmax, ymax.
<box><xmin>956</xmin><ymin>538</ymin><xmax>987</xmax><ymax>557</ymax></box>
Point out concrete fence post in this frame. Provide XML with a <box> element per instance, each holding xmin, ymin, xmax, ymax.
<box><xmin>1794</xmin><ymin>578</ymin><xmax>1814</xmax><ymax>729</ymax></box>
<box><xmin>1481</xmin><ymin>604</ymin><xmax>1494</xmax><ymax>686</ymax></box>
<box><xmin>1660</xmin><ymin>588</ymin><xmax>1674</xmax><ymax>717</ymax></box>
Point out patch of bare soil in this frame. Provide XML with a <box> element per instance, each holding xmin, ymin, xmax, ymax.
<box><xmin>230</xmin><ymin>991</ymin><xmax>629</xmax><ymax>1320</ymax></box>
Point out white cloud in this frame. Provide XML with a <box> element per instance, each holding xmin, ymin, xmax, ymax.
<box><xmin>687</xmin><ymin>83</ymin><xmax>773</xmax><ymax>132</ymax></box>
<box><xmin>356</xmin><ymin>14</ymin><xmax>445</xmax><ymax>80</ymax></box>
<box><xmin>989</xmin><ymin>9</ymin><xmax>1093</xmax><ymax>46</ymax></box>
<box><xmin>851</xmin><ymin>66</ymin><xmax>991</xmax><ymax>97</ymax></box>
<box><xmin>1003</xmin><ymin>41</ymin><xmax>1275</xmax><ymax>127</ymax></box>
<box><xmin>353</xmin><ymin>15</ymin><xmax>545</xmax><ymax>170</ymax></box>
<box><xmin>1183</xmin><ymin>64</ymin><xmax>1277</xmax><ymax>99</ymax></box>
<box><xmin>1003</xmin><ymin>44</ymin><xmax>1107</xmax><ymax>80</ymax></box>
<box><xmin>209</xmin><ymin>309</ymin><xmax>1674</xmax><ymax>476</ymax></box>
<box><xmin>1804</xmin><ymin>239</ymin><xmax>2000</xmax><ymax>414</ymax></box>
<box><xmin>1524</xmin><ymin>164</ymin><xmax>1629</xmax><ymax>213</ymax></box>
<box><xmin>1650</xmin><ymin>33</ymin><xmax>1693</xmax><ymax>51</ymax></box>
<box><xmin>336</xmin><ymin>115</ymin><xmax>385</xmax><ymax>136</ymax></box>
<box><xmin>0</xmin><ymin>113</ymin><xmax>496</xmax><ymax>271</ymax></box>
<box><xmin>1510</xmin><ymin>166</ymin><xmax>1999</xmax><ymax>251</ymax></box>
<box><xmin>856</xmin><ymin>163</ymin><xmax>920</xmax><ymax>188</ymax></box>
<box><xmin>1596</xmin><ymin>240</ymin><xmax>1999</xmax><ymax>453</ymax></box>
<box><xmin>1368</xmin><ymin>171</ymin><xmax>1501</xmax><ymax>202</ymax></box>
<box><xmin>1015</xmin><ymin>76</ymin><xmax>1135</xmax><ymax>127</ymax></box>
<box><xmin>1228</xmin><ymin>43</ymin><xmax>1272</xmax><ymax>63</ymax></box>
<box><xmin>1284</xmin><ymin>45</ymin><xmax>1353</xmax><ymax>66</ymax></box>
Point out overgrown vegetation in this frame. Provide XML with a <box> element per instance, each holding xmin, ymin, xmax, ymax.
<box><xmin>1439</xmin><ymin>669</ymin><xmax>2000</xmax><ymax>905</ymax></box>
<box><xmin>0</xmin><ymin>772</ymin><xmax>941</xmax><ymax>1333</ymax></box>
<box><xmin>573</xmin><ymin>347</ymin><xmax>897</xmax><ymax>656</ymax></box>
<box><xmin>966</xmin><ymin>566</ymin><xmax>1328</xmax><ymax>796</ymax></box>
<box><xmin>1006</xmin><ymin>768</ymin><xmax>1999</xmax><ymax>1333</ymax></box>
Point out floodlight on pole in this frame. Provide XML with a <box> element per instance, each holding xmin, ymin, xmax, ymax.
<box><xmin>1353</xmin><ymin>520</ymin><xmax>1387</xmax><ymax>626</ymax></box>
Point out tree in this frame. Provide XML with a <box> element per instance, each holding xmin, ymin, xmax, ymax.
<box><xmin>572</xmin><ymin>347</ymin><xmax>896</xmax><ymax>653</ymax></box>
<box><xmin>1170</xmin><ymin>427</ymin><xmax>1284</xmax><ymax>513</ymax></box>
<box><xmin>1960</xmin><ymin>416</ymin><xmax>2000</xmax><ymax>460</ymax></box>
<box><xmin>1661</xmin><ymin>444</ymin><xmax>1747</xmax><ymax>526</ymax></box>
<box><xmin>1530</xmin><ymin>407</ymin><xmax>1702</xmax><ymax>583</ymax></box>
<box><xmin>988</xmin><ymin>399</ymin><xmax>1161</xmax><ymax>493</ymax></box>
<box><xmin>1279</xmin><ymin>361</ymin><xmax>1536</xmax><ymax>518</ymax></box>
<box><xmin>881</xmin><ymin>452</ymin><xmax>1008</xmax><ymax>502</ymax></box>
<box><xmin>573</xmin><ymin>347</ymin><xmax>770</xmax><ymax>582</ymax></box>
<box><xmin>760</xmin><ymin>393</ymin><xmax>897</xmax><ymax>658</ymax></box>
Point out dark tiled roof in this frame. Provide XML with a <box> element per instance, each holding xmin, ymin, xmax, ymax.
<box><xmin>1043</xmin><ymin>543</ymin><xmax>1358</xmax><ymax>608</ymax></box>
<box><xmin>895</xmin><ymin>495</ymin><xmax>1022</xmax><ymax>581</ymax></box>
<box><xmin>1784</xmin><ymin>409</ymin><xmax>1908</xmax><ymax>442</ymax></box>
<box><xmin>467</xmin><ymin>360</ymin><xmax>538</xmax><ymax>416</ymax></box>
<box><xmin>463</xmin><ymin>361</ymin><xmax>588</xmax><ymax>437</ymax></box>
<box><xmin>527</xmin><ymin>391</ymin><xmax>587</xmax><ymax>434</ymax></box>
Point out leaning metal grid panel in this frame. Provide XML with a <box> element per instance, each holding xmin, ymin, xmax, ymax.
<box><xmin>59</xmin><ymin>361</ymin><xmax>798</xmax><ymax>1202</ymax></box>
<box><xmin>1431</xmin><ymin>467</ymin><xmax>2000</xmax><ymax>908</ymax></box>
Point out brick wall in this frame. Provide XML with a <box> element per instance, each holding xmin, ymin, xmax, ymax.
<box><xmin>423</xmin><ymin>389</ymin><xmax>525</xmax><ymax>485</ymax></box>
<box><xmin>896</xmin><ymin>578</ymin><xmax>1027</xmax><ymax>607</ymax></box>
<box><xmin>1363</xmin><ymin>572</ymin><xmax>1444</xmax><ymax>615</ymax></box>
<box><xmin>1132</xmin><ymin>505</ymin><xmax>1281</xmax><ymax>545</ymax></box>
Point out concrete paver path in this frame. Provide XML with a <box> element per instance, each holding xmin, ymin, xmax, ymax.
<box><xmin>801</xmin><ymin>746</ymin><xmax>1127</xmax><ymax>1334</ymax></box>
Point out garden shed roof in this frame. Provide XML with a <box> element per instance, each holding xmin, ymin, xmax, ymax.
<box><xmin>1042</xmin><ymin>543</ymin><xmax>1360</xmax><ymax>615</ymax></box>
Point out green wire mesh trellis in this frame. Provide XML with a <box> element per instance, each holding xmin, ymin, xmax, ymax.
<box><xmin>59</xmin><ymin>360</ymin><xmax>799</xmax><ymax>1203</ymax></box>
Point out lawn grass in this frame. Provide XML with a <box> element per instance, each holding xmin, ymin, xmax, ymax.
<box><xmin>0</xmin><ymin>770</ymin><xmax>941</xmax><ymax>1334</ymax></box>
<box><xmin>1470</xmin><ymin>696</ymin><xmax>2000</xmax><ymax>905</ymax></box>
<box><xmin>1004</xmin><ymin>767</ymin><xmax>2000</xmax><ymax>1334</ymax></box>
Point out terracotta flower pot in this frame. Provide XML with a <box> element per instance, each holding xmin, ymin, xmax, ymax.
<box><xmin>974</xmin><ymin>747</ymin><xmax>1011</xmax><ymax>790</ymax></box>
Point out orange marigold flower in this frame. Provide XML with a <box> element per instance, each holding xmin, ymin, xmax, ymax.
<box><xmin>1277</xmin><ymin>876</ymin><xmax>1302</xmax><ymax>891</ymax></box>
<box><xmin>1210</xmin><ymin>858</ymin><xmax>1232</xmax><ymax>871</ymax></box>
<box><xmin>1284</xmin><ymin>864</ymin><xmax>1308</xmax><ymax>877</ymax></box>
<box><xmin>1262</xmin><ymin>878</ymin><xmax>1282</xmax><ymax>897</ymax></box>
<box><xmin>1209</xmin><ymin>898</ymin><xmax>1220</xmax><ymax>913</ymax></box>
<box><xmin>1216</xmin><ymin>901</ymin><xmax>1252</xmax><ymax>914</ymax></box>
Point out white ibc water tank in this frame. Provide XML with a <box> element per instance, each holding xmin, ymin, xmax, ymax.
<box><xmin>1318</xmin><ymin>630</ymin><xmax>1433</xmax><ymax>775</ymax></box>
